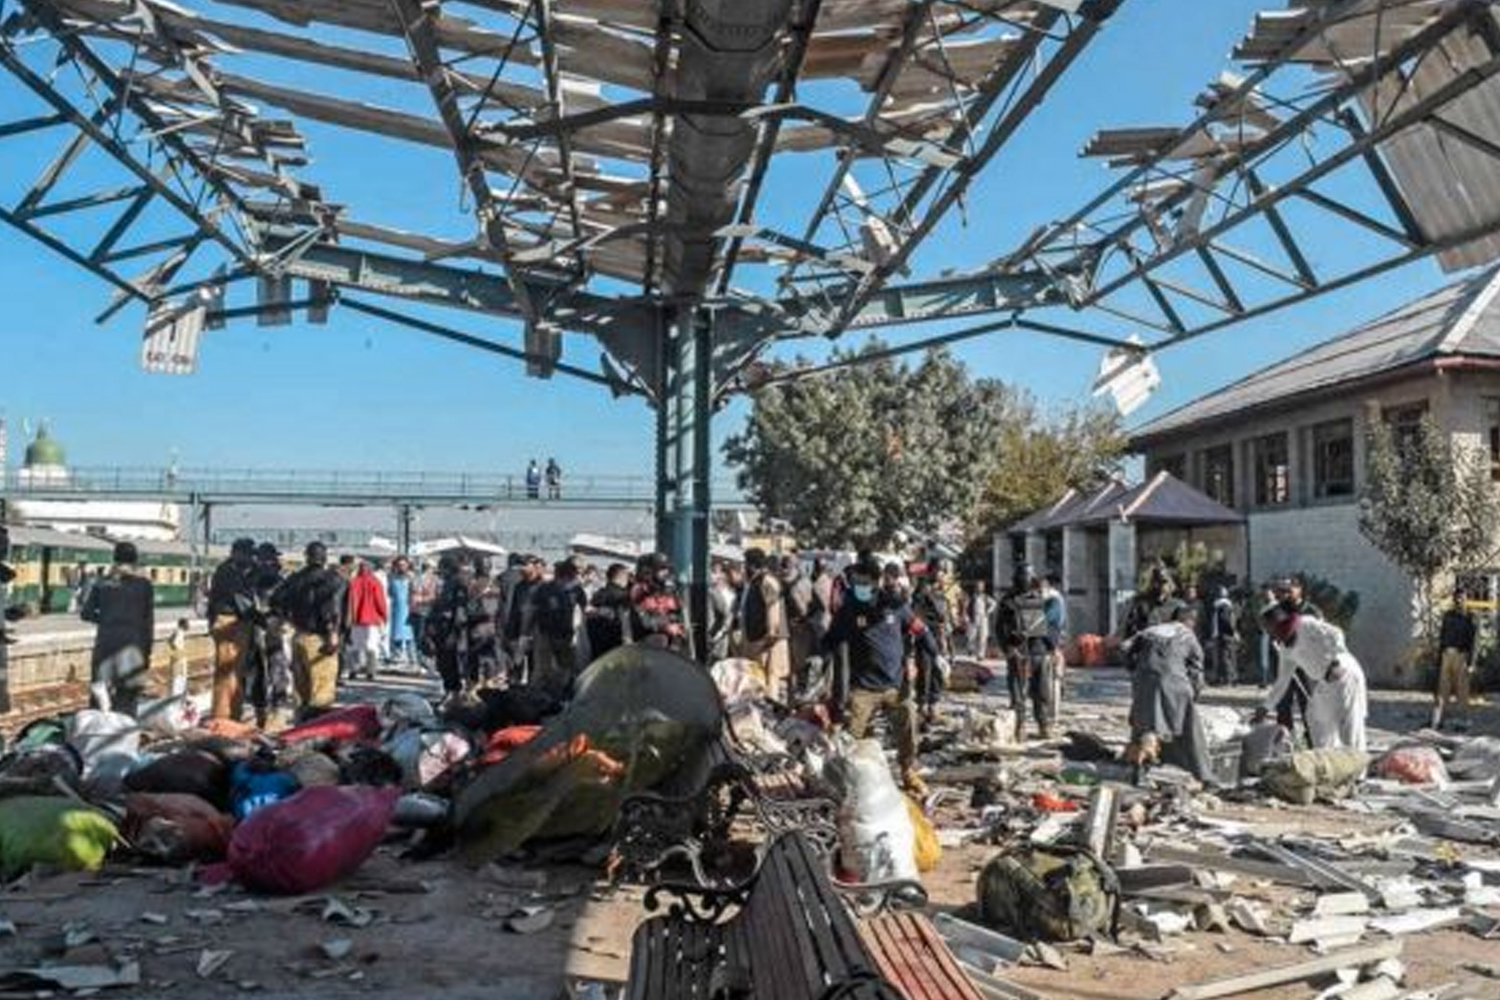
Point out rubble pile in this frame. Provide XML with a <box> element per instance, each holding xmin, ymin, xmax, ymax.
<box><xmin>0</xmin><ymin>659</ymin><xmax>1496</xmax><ymax>999</ymax></box>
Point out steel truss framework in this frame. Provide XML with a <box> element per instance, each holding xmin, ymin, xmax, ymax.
<box><xmin>6</xmin><ymin>0</ymin><xmax>1500</xmax><ymax>656</ymax></box>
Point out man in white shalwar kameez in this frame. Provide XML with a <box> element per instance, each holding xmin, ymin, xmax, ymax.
<box><xmin>1261</xmin><ymin>606</ymin><xmax>1368</xmax><ymax>752</ymax></box>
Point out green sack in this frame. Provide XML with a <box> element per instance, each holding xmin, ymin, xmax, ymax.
<box><xmin>976</xmin><ymin>846</ymin><xmax>1119</xmax><ymax>941</ymax></box>
<box><xmin>1260</xmin><ymin>748</ymin><xmax>1369</xmax><ymax>806</ymax></box>
<box><xmin>0</xmin><ymin>795</ymin><xmax>119</xmax><ymax>879</ymax></box>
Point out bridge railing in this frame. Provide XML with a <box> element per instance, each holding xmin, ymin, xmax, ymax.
<box><xmin>1</xmin><ymin>466</ymin><xmax>747</xmax><ymax>504</ymax></box>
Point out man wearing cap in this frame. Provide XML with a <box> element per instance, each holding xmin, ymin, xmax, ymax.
<box><xmin>271</xmin><ymin>542</ymin><xmax>347</xmax><ymax>714</ymax></box>
<box><xmin>81</xmin><ymin>541</ymin><xmax>155</xmax><ymax>717</ymax></box>
<box><xmin>207</xmin><ymin>537</ymin><xmax>259</xmax><ymax>720</ymax></box>
<box><xmin>822</xmin><ymin>557</ymin><xmax>937</xmax><ymax>795</ymax></box>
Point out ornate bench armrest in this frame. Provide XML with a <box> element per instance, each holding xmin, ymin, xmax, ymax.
<box><xmin>831</xmin><ymin>877</ymin><xmax>930</xmax><ymax>917</ymax></box>
<box><xmin>643</xmin><ymin>866</ymin><xmax>756</xmax><ymax>924</ymax></box>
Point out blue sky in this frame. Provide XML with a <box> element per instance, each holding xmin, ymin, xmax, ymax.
<box><xmin>0</xmin><ymin>0</ymin><xmax>1464</xmax><ymax>476</ymax></box>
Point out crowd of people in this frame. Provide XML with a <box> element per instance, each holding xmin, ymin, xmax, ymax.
<box><xmin>63</xmin><ymin>531</ymin><xmax>1477</xmax><ymax>800</ymax></box>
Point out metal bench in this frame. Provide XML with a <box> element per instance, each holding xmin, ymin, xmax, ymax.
<box><xmin>614</xmin><ymin>729</ymin><xmax>838</xmax><ymax>883</ymax></box>
<box><xmin>627</xmin><ymin>831</ymin><xmax>912</xmax><ymax>1000</ymax></box>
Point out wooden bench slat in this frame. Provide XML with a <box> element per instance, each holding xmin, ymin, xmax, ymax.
<box><xmin>755</xmin><ymin>844</ymin><xmax>824</xmax><ymax>998</ymax></box>
<box><xmin>860</xmin><ymin>912</ymin><xmax>986</xmax><ymax>1000</ymax></box>
<box><xmin>790</xmin><ymin>834</ymin><xmax>870</xmax><ymax>980</ymax></box>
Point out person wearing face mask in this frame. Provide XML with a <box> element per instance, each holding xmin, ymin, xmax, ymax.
<box><xmin>822</xmin><ymin>557</ymin><xmax>937</xmax><ymax>796</ymax></box>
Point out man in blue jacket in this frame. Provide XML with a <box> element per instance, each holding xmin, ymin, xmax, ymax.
<box><xmin>823</xmin><ymin>557</ymin><xmax>937</xmax><ymax>795</ymax></box>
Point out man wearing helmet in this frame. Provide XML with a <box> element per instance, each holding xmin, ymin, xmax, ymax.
<box><xmin>207</xmin><ymin>537</ymin><xmax>259</xmax><ymax>720</ymax></box>
<box><xmin>630</xmin><ymin>552</ymin><xmax>686</xmax><ymax>652</ymax></box>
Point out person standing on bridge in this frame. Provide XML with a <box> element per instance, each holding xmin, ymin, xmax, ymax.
<box><xmin>80</xmin><ymin>541</ymin><xmax>155</xmax><ymax>717</ymax></box>
<box><xmin>207</xmin><ymin>538</ymin><xmax>259</xmax><ymax>721</ymax></box>
<box><xmin>525</xmin><ymin>460</ymin><xmax>542</xmax><ymax>501</ymax></box>
<box><xmin>545</xmin><ymin>458</ymin><xmax>563</xmax><ymax>500</ymax></box>
<box><xmin>271</xmin><ymin>542</ymin><xmax>346</xmax><ymax>714</ymax></box>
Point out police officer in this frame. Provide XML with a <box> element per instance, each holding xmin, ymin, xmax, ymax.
<box><xmin>822</xmin><ymin>556</ymin><xmax>937</xmax><ymax>795</ymax></box>
<box><xmin>997</xmin><ymin>565</ymin><xmax>1062</xmax><ymax>741</ymax></box>
<box><xmin>207</xmin><ymin>538</ymin><xmax>259</xmax><ymax>720</ymax></box>
<box><xmin>245</xmin><ymin>542</ymin><xmax>287</xmax><ymax>728</ymax></box>
<box><xmin>911</xmin><ymin>571</ymin><xmax>953</xmax><ymax>726</ymax></box>
<box><xmin>630</xmin><ymin>552</ymin><xmax>687</xmax><ymax>653</ymax></box>
<box><xmin>269</xmin><ymin>541</ymin><xmax>345</xmax><ymax>716</ymax></box>
<box><xmin>421</xmin><ymin>555</ymin><xmax>470</xmax><ymax>703</ymax></box>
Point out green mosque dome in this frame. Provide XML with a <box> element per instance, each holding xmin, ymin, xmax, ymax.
<box><xmin>23</xmin><ymin>425</ymin><xmax>66</xmax><ymax>468</ymax></box>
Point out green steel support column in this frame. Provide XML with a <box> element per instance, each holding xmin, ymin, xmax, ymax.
<box><xmin>653</xmin><ymin>309</ymin><xmax>713</xmax><ymax>662</ymax></box>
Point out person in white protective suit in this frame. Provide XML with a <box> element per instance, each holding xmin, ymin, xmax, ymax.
<box><xmin>1259</xmin><ymin>605</ymin><xmax>1368</xmax><ymax>751</ymax></box>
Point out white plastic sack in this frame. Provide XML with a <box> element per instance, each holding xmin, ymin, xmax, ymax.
<box><xmin>380</xmin><ymin>693</ymin><xmax>436</xmax><ymax>730</ymax></box>
<box><xmin>65</xmin><ymin>710</ymin><xmax>141</xmax><ymax>775</ymax></box>
<box><xmin>1198</xmin><ymin>705</ymin><xmax>1247</xmax><ymax>746</ymax></box>
<box><xmin>1240</xmin><ymin>721</ymin><xmax>1292</xmax><ymax>777</ymax></box>
<box><xmin>710</xmin><ymin>658</ymin><xmax>766</xmax><ymax>708</ymax></box>
<box><xmin>1449</xmin><ymin>737</ymin><xmax>1500</xmax><ymax>781</ymax></box>
<box><xmin>961</xmin><ymin>709</ymin><xmax>1016</xmax><ymax>749</ymax></box>
<box><xmin>136</xmin><ymin>694</ymin><xmax>200</xmax><ymax>737</ymax></box>
<box><xmin>829</xmin><ymin>738</ymin><xmax>917</xmax><ymax>882</ymax></box>
<box><xmin>386</xmin><ymin>729</ymin><xmax>471</xmax><ymax>790</ymax></box>
<box><xmin>728</xmin><ymin>703</ymin><xmax>788</xmax><ymax>757</ymax></box>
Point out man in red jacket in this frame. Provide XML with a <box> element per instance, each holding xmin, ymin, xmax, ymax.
<box><xmin>345</xmin><ymin>561</ymin><xmax>388</xmax><ymax>682</ymax></box>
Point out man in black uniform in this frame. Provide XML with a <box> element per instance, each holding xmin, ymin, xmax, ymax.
<box><xmin>207</xmin><ymin>538</ymin><xmax>259</xmax><ymax>720</ymax></box>
<box><xmin>81</xmin><ymin>542</ymin><xmax>155</xmax><ymax>717</ymax></box>
<box><xmin>586</xmin><ymin>562</ymin><xmax>633</xmax><ymax>659</ymax></box>
<box><xmin>244</xmin><ymin>543</ymin><xmax>288</xmax><ymax>727</ymax></box>
<box><xmin>911</xmin><ymin>571</ymin><xmax>953</xmax><ymax>726</ymax></box>
<box><xmin>270</xmin><ymin>541</ymin><xmax>346</xmax><ymax>715</ymax></box>
<box><xmin>996</xmin><ymin>565</ymin><xmax>1061</xmax><ymax>742</ymax></box>
<box><xmin>421</xmin><ymin>556</ymin><xmax>470</xmax><ymax>703</ymax></box>
<box><xmin>822</xmin><ymin>557</ymin><xmax>937</xmax><ymax>795</ymax></box>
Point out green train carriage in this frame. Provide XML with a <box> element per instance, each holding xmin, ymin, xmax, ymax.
<box><xmin>4</xmin><ymin>526</ymin><xmax>204</xmax><ymax>613</ymax></box>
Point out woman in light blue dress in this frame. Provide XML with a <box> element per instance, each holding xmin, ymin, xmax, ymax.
<box><xmin>387</xmin><ymin>557</ymin><xmax>415</xmax><ymax>665</ymax></box>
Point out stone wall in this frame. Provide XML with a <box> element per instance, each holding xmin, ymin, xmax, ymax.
<box><xmin>1247</xmin><ymin>504</ymin><xmax>1413</xmax><ymax>685</ymax></box>
<box><xmin>1</xmin><ymin>624</ymin><xmax>214</xmax><ymax>736</ymax></box>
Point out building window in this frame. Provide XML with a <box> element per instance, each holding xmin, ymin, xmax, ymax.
<box><xmin>1384</xmin><ymin>401</ymin><xmax>1429</xmax><ymax>457</ymax></box>
<box><xmin>1311</xmin><ymin>419</ymin><xmax>1355</xmax><ymax>499</ymax></box>
<box><xmin>1251</xmin><ymin>432</ymin><xmax>1291</xmax><ymax>506</ymax></box>
<box><xmin>1151</xmin><ymin>453</ymin><xmax>1186</xmax><ymax>480</ymax></box>
<box><xmin>1200</xmin><ymin>444</ymin><xmax>1235</xmax><ymax>506</ymax></box>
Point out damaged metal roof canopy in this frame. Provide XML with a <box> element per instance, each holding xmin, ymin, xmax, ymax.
<box><xmin>0</xmin><ymin>0</ymin><xmax>1102</xmax><ymax>319</ymax></box>
<box><xmin>1005</xmin><ymin>0</ymin><xmax>1500</xmax><ymax>349</ymax></box>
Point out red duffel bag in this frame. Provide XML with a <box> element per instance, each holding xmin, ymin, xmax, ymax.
<box><xmin>227</xmin><ymin>785</ymin><xmax>400</xmax><ymax>894</ymax></box>
<box><xmin>278</xmin><ymin>705</ymin><xmax>381</xmax><ymax>746</ymax></box>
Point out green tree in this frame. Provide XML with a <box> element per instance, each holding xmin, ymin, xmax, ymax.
<box><xmin>1358</xmin><ymin>415</ymin><xmax>1499</xmax><ymax>638</ymax></box>
<box><xmin>724</xmin><ymin>344</ymin><xmax>1019</xmax><ymax>548</ymax></box>
<box><xmin>971</xmin><ymin>403</ymin><xmax>1126</xmax><ymax>533</ymax></box>
<box><xmin>723</xmin><ymin>341</ymin><xmax>1124</xmax><ymax>549</ymax></box>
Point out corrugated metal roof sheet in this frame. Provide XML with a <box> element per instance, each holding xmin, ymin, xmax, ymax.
<box><xmin>1007</xmin><ymin>473</ymin><xmax>1244</xmax><ymax>532</ymax></box>
<box><xmin>1131</xmin><ymin>261</ymin><xmax>1500</xmax><ymax>442</ymax></box>
<box><xmin>1237</xmin><ymin>1</ymin><xmax>1500</xmax><ymax>273</ymax></box>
